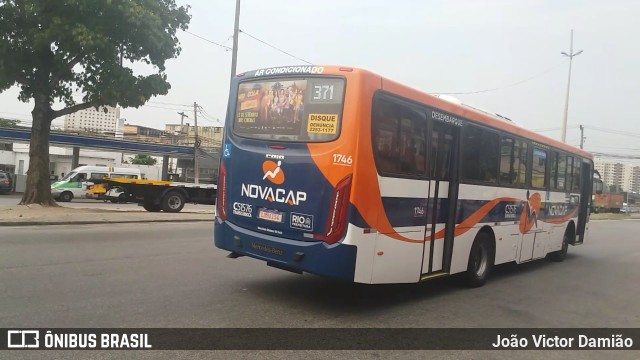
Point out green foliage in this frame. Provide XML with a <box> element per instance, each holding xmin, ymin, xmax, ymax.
<box><xmin>0</xmin><ymin>118</ymin><xmax>20</xmax><ymax>127</ymax></box>
<box><xmin>130</xmin><ymin>154</ymin><xmax>157</xmax><ymax>165</ymax></box>
<box><xmin>0</xmin><ymin>0</ymin><xmax>191</xmax><ymax>115</ymax></box>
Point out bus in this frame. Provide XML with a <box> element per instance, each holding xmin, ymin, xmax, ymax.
<box><xmin>214</xmin><ymin>65</ymin><xmax>594</xmax><ymax>286</ymax></box>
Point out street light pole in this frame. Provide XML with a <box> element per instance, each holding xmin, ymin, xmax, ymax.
<box><xmin>560</xmin><ymin>29</ymin><xmax>583</xmax><ymax>143</ymax></box>
<box><xmin>230</xmin><ymin>0</ymin><xmax>240</xmax><ymax>83</ymax></box>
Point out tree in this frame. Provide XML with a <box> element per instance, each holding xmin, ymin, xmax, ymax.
<box><xmin>0</xmin><ymin>0</ymin><xmax>190</xmax><ymax>205</ymax></box>
<box><xmin>0</xmin><ymin>118</ymin><xmax>20</xmax><ymax>127</ymax></box>
<box><xmin>129</xmin><ymin>154</ymin><xmax>157</xmax><ymax>166</ymax></box>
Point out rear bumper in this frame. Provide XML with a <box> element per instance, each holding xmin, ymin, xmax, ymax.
<box><xmin>214</xmin><ymin>217</ymin><xmax>357</xmax><ymax>282</ymax></box>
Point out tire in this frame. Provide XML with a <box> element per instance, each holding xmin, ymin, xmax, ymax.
<box><xmin>58</xmin><ymin>191</ymin><xmax>73</xmax><ymax>202</ymax></box>
<box><xmin>161</xmin><ymin>191</ymin><xmax>186</xmax><ymax>213</ymax></box>
<box><xmin>549</xmin><ymin>232</ymin><xmax>569</xmax><ymax>262</ymax></box>
<box><xmin>142</xmin><ymin>200</ymin><xmax>162</xmax><ymax>212</ymax></box>
<box><xmin>109</xmin><ymin>199</ymin><xmax>119</xmax><ymax>203</ymax></box>
<box><xmin>465</xmin><ymin>232</ymin><xmax>495</xmax><ymax>288</ymax></box>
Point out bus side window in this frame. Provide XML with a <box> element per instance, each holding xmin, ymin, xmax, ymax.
<box><xmin>550</xmin><ymin>151</ymin><xmax>559</xmax><ymax>189</ymax></box>
<box><xmin>572</xmin><ymin>158</ymin><xmax>581</xmax><ymax>192</ymax></box>
<box><xmin>566</xmin><ymin>156</ymin><xmax>574</xmax><ymax>191</ymax></box>
<box><xmin>557</xmin><ymin>154</ymin><xmax>567</xmax><ymax>190</ymax></box>
<box><xmin>372</xmin><ymin>97</ymin><xmax>426</xmax><ymax>177</ymax></box>
<box><xmin>532</xmin><ymin>148</ymin><xmax>548</xmax><ymax>189</ymax></box>
<box><xmin>462</xmin><ymin>125</ymin><xmax>499</xmax><ymax>184</ymax></box>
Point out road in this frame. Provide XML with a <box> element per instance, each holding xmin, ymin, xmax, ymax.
<box><xmin>1</xmin><ymin>220</ymin><xmax>639</xmax><ymax>359</ymax></box>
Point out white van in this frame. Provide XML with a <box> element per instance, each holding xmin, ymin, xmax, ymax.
<box><xmin>51</xmin><ymin>166</ymin><xmax>142</xmax><ymax>202</ymax></box>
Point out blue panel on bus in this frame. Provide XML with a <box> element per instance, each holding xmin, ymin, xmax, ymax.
<box><xmin>222</xmin><ymin>136</ymin><xmax>335</xmax><ymax>242</ymax></box>
<box><xmin>214</xmin><ymin>218</ymin><xmax>357</xmax><ymax>281</ymax></box>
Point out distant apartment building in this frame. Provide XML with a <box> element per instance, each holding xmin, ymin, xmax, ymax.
<box><xmin>624</xmin><ymin>165</ymin><xmax>640</xmax><ymax>193</ymax></box>
<box><xmin>64</xmin><ymin>106</ymin><xmax>120</xmax><ymax>132</ymax></box>
<box><xmin>594</xmin><ymin>158</ymin><xmax>640</xmax><ymax>192</ymax></box>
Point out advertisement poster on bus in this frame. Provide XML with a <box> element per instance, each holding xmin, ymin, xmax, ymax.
<box><xmin>235</xmin><ymin>80</ymin><xmax>307</xmax><ymax>136</ymax></box>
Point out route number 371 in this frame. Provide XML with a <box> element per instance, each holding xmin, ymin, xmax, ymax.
<box><xmin>313</xmin><ymin>85</ymin><xmax>334</xmax><ymax>100</ymax></box>
<box><xmin>333</xmin><ymin>154</ymin><xmax>353</xmax><ymax>165</ymax></box>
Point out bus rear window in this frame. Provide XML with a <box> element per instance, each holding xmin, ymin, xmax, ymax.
<box><xmin>233</xmin><ymin>77</ymin><xmax>345</xmax><ymax>142</ymax></box>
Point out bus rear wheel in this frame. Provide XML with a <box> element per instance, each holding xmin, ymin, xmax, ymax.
<box><xmin>549</xmin><ymin>233</ymin><xmax>569</xmax><ymax>262</ymax></box>
<box><xmin>465</xmin><ymin>232</ymin><xmax>494</xmax><ymax>288</ymax></box>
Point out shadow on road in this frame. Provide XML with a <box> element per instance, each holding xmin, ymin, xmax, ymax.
<box><xmin>238</xmin><ymin>254</ymin><xmax>575</xmax><ymax>315</ymax></box>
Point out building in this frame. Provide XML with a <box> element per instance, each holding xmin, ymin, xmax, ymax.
<box><xmin>594</xmin><ymin>158</ymin><xmax>640</xmax><ymax>192</ymax></box>
<box><xmin>165</xmin><ymin>124</ymin><xmax>223</xmax><ymax>148</ymax></box>
<box><xmin>624</xmin><ymin>165</ymin><xmax>640</xmax><ymax>193</ymax></box>
<box><xmin>64</xmin><ymin>106</ymin><xmax>121</xmax><ymax>133</ymax></box>
<box><xmin>123</xmin><ymin>124</ymin><xmax>171</xmax><ymax>143</ymax></box>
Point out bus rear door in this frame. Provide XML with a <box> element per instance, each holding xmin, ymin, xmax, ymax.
<box><xmin>421</xmin><ymin>119</ymin><xmax>460</xmax><ymax>277</ymax></box>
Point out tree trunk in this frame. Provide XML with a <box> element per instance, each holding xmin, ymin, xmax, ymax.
<box><xmin>19</xmin><ymin>98</ymin><xmax>58</xmax><ymax>206</ymax></box>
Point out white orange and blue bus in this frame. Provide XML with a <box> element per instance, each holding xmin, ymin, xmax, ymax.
<box><xmin>214</xmin><ymin>65</ymin><xmax>593</xmax><ymax>286</ymax></box>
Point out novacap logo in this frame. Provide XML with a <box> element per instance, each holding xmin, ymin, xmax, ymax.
<box><xmin>262</xmin><ymin>160</ymin><xmax>285</xmax><ymax>184</ymax></box>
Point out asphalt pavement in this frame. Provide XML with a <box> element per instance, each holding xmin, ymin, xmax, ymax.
<box><xmin>1</xmin><ymin>220</ymin><xmax>639</xmax><ymax>359</ymax></box>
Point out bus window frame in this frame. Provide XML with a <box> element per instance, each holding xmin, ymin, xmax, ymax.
<box><xmin>231</xmin><ymin>75</ymin><xmax>347</xmax><ymax>144</ymax></box>
<box><xmin>460</xmin><ymin>123</ymin><xmax>502</xmax><ymax>187</ymax></box>
<box><xmin>497</xmin><ymin>134</ymin><xmax>529</xmax><ymax>190</ymax></box>
<box><xmin>371</xmin><ymin>92</ymin><xmax>430</xmax><ymax>181</ymax></box>
<box><xmin>530</xmin><ymin>146</ymin><xmax>549</xmax><ymax>190</ymax></box>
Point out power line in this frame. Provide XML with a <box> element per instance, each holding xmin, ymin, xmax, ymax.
<box><xmin>184</xmin><ymin>30</ymin><xmax>232</xmax><ymax>51</ymax></box>
<box><xmin>239</xmin><ymin>29</ymin><xmax>312</xmax><ymax>65</ymax></box>
<box><xmin>147</xmin><ymin>100</ymin><xmax>192</xmax><ymax>108</ymax></box>
<box><xmin>532</xmin><ymin>125</ymin><xmax>579</xmax><ymax>133</ymax></box>
<box><xmin>144</xmin><ymin>104</ymin><xmax>195</xmax><ymax>111</ymax></box>
<box><xmin>586</xmin><ymin>125</ymin><xmax>640</xmax><ymax>139</ymax></box>
<box><xmin>432</xmin><ymin>60</ymin><xmax>567</xmax><ymax>95</ymax></box>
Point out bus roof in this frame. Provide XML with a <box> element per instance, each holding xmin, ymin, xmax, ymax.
<box><xmin>237</xmin><ymin>65</ymin><xmax>592</xmax><ymax>159</ymax></box>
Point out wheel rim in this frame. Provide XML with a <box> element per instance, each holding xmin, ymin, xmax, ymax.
<box><xmin>474</xmin><ymin>243</ymin><xmax>488</xmax><ymax>277</ymax></box>
<box><xmin>167</xmin><ymin>195</ymin><xmax>182</xmax><ymax>210</ymax></box>
<box><xmin>562</xmin><ymin>235</ymin><xmax>569</xmax><ymax>253</ymax></box>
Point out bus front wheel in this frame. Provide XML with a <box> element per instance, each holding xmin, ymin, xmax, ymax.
<box><xmin>549</xmin><ymin>230</ymin><xmax>570</xmax><ymax>262</ymax></box>
<box><xmin>465</xmin><ymin>232</ymin><xmax>495</xmax><ymax>288</ymax></box>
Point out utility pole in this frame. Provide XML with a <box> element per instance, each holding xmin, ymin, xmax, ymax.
<box><xmin>579</xmin><ymin>124</ymin><xmax>585</xmax><ymax>149</ymax></box>
<box><xmin>230</xmin><ymin>0</ymin><xmax>240</xmax><ymax>83</ymax></box>
<box><xmin>560</xmin><ymin>29</ymin><xmax>583</xmax><ymax>143</ymax></box>
<box><xmin>177</xmin><ymin>111</ymin><xmax>188</xmax><ymax>145</ymax></box>
<box><xmin>193</xmin><ymin>102</ymin><xmax>200</xmax><ymax>184</ymax></box>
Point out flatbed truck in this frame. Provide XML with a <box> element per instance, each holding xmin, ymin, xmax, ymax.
<box><xmin>88</xmin><ymin>178</ymin><xmax>216</xmax><ymax>213</ymax></box>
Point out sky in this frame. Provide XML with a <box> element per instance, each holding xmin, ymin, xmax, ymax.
<box><xmin>1</xmin><ymin>0</ymin><xmax>639</xmax><ymax>161</ymax></box>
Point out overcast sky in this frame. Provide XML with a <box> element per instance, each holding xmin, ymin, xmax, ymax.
<box><xmin>1</xmin><ymin>0</ymin><xmax>639</xmax><ymax>160</ymax></box>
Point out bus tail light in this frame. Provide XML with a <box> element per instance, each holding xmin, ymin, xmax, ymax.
<box><xmin>217</xmin><ymin>162</ymin><xmax>227</xmax><ymax>221</ymax></box>
<box><xmin>322</xmin><ymin>175</ymin><xmax>352</xmax><ymax>245</ymax></box>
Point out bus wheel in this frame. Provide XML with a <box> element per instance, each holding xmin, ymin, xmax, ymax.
<box><xmin>142</xmin><ymin>200</ymin><xmax>162</xmax><ymax>212</ymax></box>
<box><xmin>549</xmin><ymin>233</ymin><xmax>569</xmax><ymax>262</ymax></box>
<box><xmin>162</xmin><ymin>191</ymin><xmax>185</xmax><ymax>213</ymax></box>
<box><xmin>58</xmin><ymin>191</ymin><xmax>73</xmax><ymax>202</ymax></box>
<box><xmin>465</xmin><ymin>232</ymin><xmax>494</xmax><ymax>288</ymax></box>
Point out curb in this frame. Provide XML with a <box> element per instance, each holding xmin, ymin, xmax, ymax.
<box><xmin>0</xmin><ymin>218</ymin><xmax>213</xmax><ymax>227</ymax></box>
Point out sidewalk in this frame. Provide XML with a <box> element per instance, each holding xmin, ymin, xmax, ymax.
<box><xmin>0</xmin><ymin>203</ymin><xmax>214</xmax><ymax>226</ymax></box>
